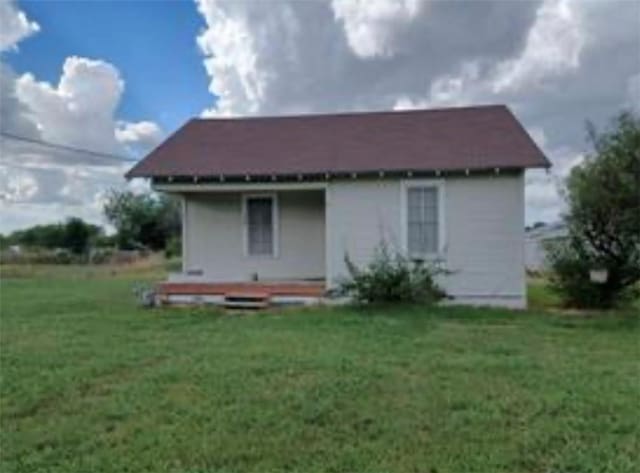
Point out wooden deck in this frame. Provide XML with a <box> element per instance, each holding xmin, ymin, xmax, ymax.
<box><xmin>157</xmin><ymin>281</ymin><xmax>326</xmax><ymax>298</ymax></box>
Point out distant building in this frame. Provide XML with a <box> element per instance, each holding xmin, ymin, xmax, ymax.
<box><xmin>525</xmin><ymin>223</ymin><xmax>568</xmax><ymax>271</ymax></box>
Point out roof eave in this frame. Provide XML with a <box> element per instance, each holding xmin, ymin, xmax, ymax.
<box><xmin>139</xmin><ymin>164</ymin><xmax>546</xmax><ymax>182</ymax></box>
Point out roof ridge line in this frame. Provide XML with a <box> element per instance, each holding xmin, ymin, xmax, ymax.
<box><xmin>193</xmin><ymin>104</ymin><xmax>508</xmax><ymax>122</ymax></box>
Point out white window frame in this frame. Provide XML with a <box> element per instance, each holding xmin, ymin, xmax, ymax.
<box><xmin>242</xmin><ymin>193</ymin><xmax>279</xmax><ymax>258</ymax></box>
<box><xmin>400</xmin><ymin>179</ymin><xmax>446</xmax><ymax>260</ymax></box>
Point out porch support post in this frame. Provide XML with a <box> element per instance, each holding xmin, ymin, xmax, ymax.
<box><xmin>324</xmin><ymin>185</ymin><xmax>332</xmax><ymax>291</ymax></box>
<box><xmin>181</xmin><ymin>195</ymin><xmax>187</xmax><ymax>273</ymax></box>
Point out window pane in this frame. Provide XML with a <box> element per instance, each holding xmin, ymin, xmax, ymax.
<box><xmin>247</xmin><ymin>197</ymin><xmax>273</xmax><ymax>255</ymax></box>
<box><xmin>407</xmin><ymin>187</ymin><xmax>438</xmax><ymax>255</ymax></box>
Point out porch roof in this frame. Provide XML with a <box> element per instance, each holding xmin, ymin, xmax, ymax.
<box><xmin>126</xmin><ymin>105</ymin><xmax>549</xmax><ymax>180</ymax></box>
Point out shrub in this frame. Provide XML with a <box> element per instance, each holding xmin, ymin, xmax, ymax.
<box><xmin>164</xmin><ymin>236</ymin><xmax>182</xmax><ymax>259</ymax></box>
<box><xmin>0</xmin><ymin>248</ymin><xmax>75</xmax><ymax>265</ymax></box>
<box><xmin>50</xmin><ymin>249</ymin><xmax>75</xmax><ymax>265</ymax></box>
<box><xmin>337</xmin><ymin>242</ymin><xmax>447</xmax><ymax>305</ymax></box>
<box><xmin>89</xmin><ymin>248</ymin><xmax>116</xmax><ymax>264</ymax></box>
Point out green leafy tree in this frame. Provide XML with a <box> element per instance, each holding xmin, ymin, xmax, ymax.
<box><xmin>63</xmin><ymin>217</ymin><xmax>97</xmax><ymax>254</ymax></box>
<box><xmin>548</xmin><ymin>112</ymin><xmax>640</xmax><ymax>308</ymax></box>
<box><xmin>10</xmin><ymin>223</ymin><xmax>65</xmax><ymax>248</ymax></box>
<box><xmin>4</xmin><ymin>218</ymin><xmax>101</xmax><ymax>254</ymax></box>
<box><xmin>103</xmin><ymin>190</ymin><xmax>180</xmax><ymax>251</ymax></box>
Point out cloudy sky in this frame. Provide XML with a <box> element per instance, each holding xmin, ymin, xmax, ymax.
<box><xmin>1</xmin><ymin>0</ymin><xmax>638</xmax><ymax>233</ymax></box>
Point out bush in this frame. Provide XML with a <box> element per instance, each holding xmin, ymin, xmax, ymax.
<box><xmin>547</xmin><ymin>239</ymin><xmax>638</xmax><ymax>309</ymax></box>
<box><xmin>164</xmin><ymin>236</ymin><xmax>182</xmax><ymax>259</ymax></box>
<box><xmin>337</xmin><ymin>242</ymin><xmax>447</xmax><ymax>305</ymax></box>
<box><xmin>0</xmin><ymin>248</ymin><xmax>80</xmax><ymax>265</ymax></box>
<box><xmin>89</xmin><ymin>248</ymin><xmax>116</xmax><ymax>264</ymax></box>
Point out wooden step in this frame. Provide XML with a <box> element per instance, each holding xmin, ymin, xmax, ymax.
<box><xmin>223</xmin><ymin>300</ymin><xmax>270</xmax><ymax>309</ymax></box>
<box><xmin>223</xmin><ymin>292</ymin><xmax>270</xmax><ymax>309</ymax></box>
<box><xmin>158</xmin><ymin>282</ymin><xmax>326</xmax><ymax>297</ymax></box>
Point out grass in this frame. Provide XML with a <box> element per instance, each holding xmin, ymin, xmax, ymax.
<box><xmin>1</xmin><ymin>265</ymin><xmax>639</xmax><ymax>472</ymax></box>
<box><xmin>0</xmin><ymin>254</ymin><xmax>169</xmax><ymax>280</ymax></box>
<box><xmin>527</xmin><ymin>276</ymin><xmax>563</xmax><ymax>311</ymax></box>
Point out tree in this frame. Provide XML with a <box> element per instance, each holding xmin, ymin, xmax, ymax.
<box><xmin>3</xmin><ymin>218</ymin><xmax>101</xmax><ymax>254</ymax></box>
<box><xmin>10</xmin><ymin>223</ymin><xmax>65</xmax><ymax>248</ymax></box>
<box><xmin>103</xmin><ymin>190</ymin><xmax>180</xmax><ymax>251</ymax></box>
<box><xmin>548</xmin><ymin>112</ymin><xmax>640</xmax><ymax>308</ymax></box>
<box><xmin>64</xmin><ymin>217</ymin><xmax>97</xmax><ymax>254</ymax></box>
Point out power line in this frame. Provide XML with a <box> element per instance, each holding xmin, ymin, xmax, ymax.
<box><xmin>0</xmin><ymin>131</ymin><xmax>138</xmax><ymax>163</ymax></box>
<box><xmin>0</xmin><ymin>161</ymin><xmax>127</xmax><ymax>183</ymax></box>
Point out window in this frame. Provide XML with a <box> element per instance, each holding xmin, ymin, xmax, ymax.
<box><xmin>244</xmin><ymin>195</ymin><xmax>277</xmax><ymax>257</ymax></box>
<box><xmin>406</xmin><ymin>184</ymin><xmax>440</xmax><ymax>257</ymax></box>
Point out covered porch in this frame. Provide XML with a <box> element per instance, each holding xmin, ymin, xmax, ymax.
<box><xmin>157</xmin><ymin>182</ymin><xmax>330</xmax><ymax>307</ymax></box>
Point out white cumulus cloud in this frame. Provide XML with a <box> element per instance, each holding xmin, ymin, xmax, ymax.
<box><xmin>116</xmin><ymin>121</ymin><xmax>163</xmax><ymax>149</ymax></box>
<box><xmin>492</xmin><ymin>0</ymin><xmax>584</xmax><ymax>93</ymax></box>
<box><xmin>331</xmin><ymin>0</ymin><xmax>424</xmax><ymax>58</ymax></box>
<box><xmin>2</xmin><ymin>0</ymin><xmax>639</xmax><ymax>231</ymax></box>
<box><xmin>0</xmin><ymin>7</ymin><xmax>163</xmax><ymax>232</ymax></box>
<box><xmin>0</xmin><ymin>0</ymin><xmax>39</xmax><ymax>51</ymax></box>
<box><xmin>195</xmin><ymin>0</ymin><xmax>639</xmax><ymax>224</ymax></box>
<box><xmin>15</xmin><ymin>57</ymin><xmax>128</xmax><ymax>154</ymax></box>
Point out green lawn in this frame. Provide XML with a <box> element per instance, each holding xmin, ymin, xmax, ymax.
<box><xmin>1</xmin><ymin>268</ymin><xmax>639</xmax><ymax>472</ymax></box>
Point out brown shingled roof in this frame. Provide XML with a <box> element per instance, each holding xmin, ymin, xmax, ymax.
<box><xmin>126</xmin><ymin>105</ymin><xmax>549</xmax><ymax>179</ymax></box>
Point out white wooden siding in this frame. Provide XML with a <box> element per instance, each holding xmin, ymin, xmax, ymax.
<box><xmin>325</xmin><ymin>179</ymin><xmax>402</xmax><ymax>282</ymax></box>
<box><xmin>183</xmin><ymin>190</ymin><xmax>325</xmax><ymax>281</ymax></box>
<box><xmin>178</xmin><ymin>173</ymin><xmax>526</xmax><ymax>308</ymax></box>
<box><xmin>442</xmin><ymin>173</ymin><xmax>525</xmax><ymax>307</ymax></box>
<box><xmin>326</xmin><ymin>173</ymin><xmax>526</xmax><ymax>308</ymax></box>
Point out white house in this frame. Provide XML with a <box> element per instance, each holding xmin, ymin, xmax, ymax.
<box><xmin>525</xmin><ymin>222</ymin><xmax>568</xmax><ymax>272</ymax></box>
<box><xmin>127</xmin><ymin>105</ymin><xmax>549</xmax><ymax>308</ymax></box>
